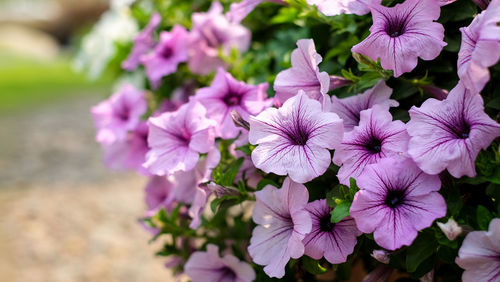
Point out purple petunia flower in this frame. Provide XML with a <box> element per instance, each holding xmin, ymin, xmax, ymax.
<box><xmin>142</xmin><ymin>25</ymin><xmax>189</xmax><ymax>89</ymax></box>
<box><xmin>302</xmin><ymin>199</ymin><xmax>361</xmax><ymax>264</ymax></box>
<box><xmin>350</xmin><ymin>158</ymin><xmax>446</xmax><ymax>250</ymax></box>
<box><xmin>143</xmin><ymin>101</ymin><xmax>216</xmax><ymax>176</ymax></box>
<box><xmin>193</xmin><ymin>68</ymin><xmax>272</xmax><ymax>139</ymax></box>
<box><xmin>456</xmin><ymin>218</ymin><xmax>500</xmax><ymax>282</ymax></box>
<box><xmin>226</xmin><ymin>0</ymin><xmax>286</xmax><ymax>23</ymax></box>
<box><xmin>188</xmin><ymin>2</ymin><xmax>251</xmax><ymax>75</ymax></box>
<box><xmin>437</xmin><ymin>0</ymin><xmax>457</xmax><ymax>6</ymax></box>
<box><xmin>249</xmin><ymin>91</ymin><xmax>344</xmax><ymax>183</ymax></box>
<box><xmin>274</xmin><ymin>39</ymin><xmax>334</xmax><ymax>110</ymax></box>
<box><xmin>407</xmin><ymin>82</ymin><xmax>500</xmax><ymax>178</ymax></box>
<box><xmin>307</xmin><ymin>0</ymin><xmax>382</xmax><ymax>16</ymax></box>
<box><xmin>122</xmin><ymin>13</ymin><xmax>161</xmax><ymax>71</ymax></box>
<box><xmin>333</xmin><ymin>105</ymin><xmax>409</xmax><ymax>185</ymax></box>
<box><xmin>458</xmin><ymin>0</ymin><xmax>500</xmax><ymax>93</ymax></box>
<box><xmin>185</xmin><ymin>244</ymin><xmax>255</xmax><ymax>282</ymax></box>
<box><xmin>351</xmin><ymin>0</ymin><xmax>446</xmax><ymax>77</ymax></box>
<box><xmin>91</xmin><ymin>84</ymin><xmax>147</xmax><ymax>145</ymax></box>
<box><xmin>144</xmin><ymin>175</ymin><xmax>176</xmax><ymax>216</ymax></box>
<box><xmin>102</xmin><ymin>121</ymin><xmax>150</xmax><ymax>175</ymax></box>
<box><xmin>248</xmin><ymin>177</ymin><xmax>312</xmax><ymax>278</ymax></box>
<box><xmin>330</xmin><ymin>80</ymin><xmax>398</xmax><ymax>131</ymax></box>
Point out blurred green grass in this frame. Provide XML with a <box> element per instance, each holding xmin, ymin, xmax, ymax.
<box><xmin>0</xmin><ymin>51</ymin><xmax>112</xmax><ymax>115</ymax></box>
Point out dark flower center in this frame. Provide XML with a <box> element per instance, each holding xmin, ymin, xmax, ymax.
<box><xmin>223</xmin><ymin>92</ymin><xmax>241</xmax><ymax>107</ymax></box>
<box><xmin>385</xmin><ymin>16</ymin><xmax>408</xmax><ymax>37</ymax></box>
<box><xmin>319</xmin><ymin>214</ymin><xmax>335</xmax><ymax>232</ymax></box>
<box><xmin>200</xmin><ymin>25</ymin><xmax>225</xmax><ymax>48</ymax></box>
<box><xmin>385</xmin><ymin>189</ymin><xmax>406</xmax><ymax>208</ymax></box>
<box><xmin>160</xmin><ymin>46</ymin><xmax>173</xmax><ymax>59</ymax></box>
<box><xmin>116</xmin><ymin>104</ymin><xmax>130</xmax><ymax>121</ymax></box>
<box><xmin>286</xmin><ymin>126</ymin><xmax>310</xmax><ymax>146</ymax></box>
<box><xmin>457</xmin><ymin>122</ymin><xmax>471</xmax><ymax>139</ymax></box>
<box><xmin>219</xmin><ymin>266</ymin><xmax>237</xmax><ymax>280</ymax></box>
<box><xmin>365</xmin><ymin>137</ymin><xmax>383</xmax><ymax>154</ymax></box>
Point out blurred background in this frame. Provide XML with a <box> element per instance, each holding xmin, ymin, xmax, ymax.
<box><xmin>0</xmin><ymin>0</ymin><xmax>173</xmax><ymax>281</ymax></box>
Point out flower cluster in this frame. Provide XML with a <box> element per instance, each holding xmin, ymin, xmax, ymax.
<box><xmin>86</xmin><ymin>0</ymin><xmax>500</xmax><ymax>281</ymax></box>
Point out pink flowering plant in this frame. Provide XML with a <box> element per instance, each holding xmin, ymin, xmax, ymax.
<box><xmin>84</xmin><ymin>0</ymin><xmax>500</xmax><ymax>280</ymax></box>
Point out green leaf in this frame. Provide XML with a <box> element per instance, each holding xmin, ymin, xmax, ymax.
<box><xmin>302</xmin><ymin>256</ymin><xmax>327</xmax><ymax>275</ymax></box>
<box><xmin>256</xmin><ymin>179</ymin><xmax>279</xmax><ymax>190</ymax></box>
<box><xmin>476</xmin><ymin>205</ymin><xmax>493</xmax><ymax>230</ymax></box>
<box><xmin>219</xmin><ymin>157</ymin><xmax>245</xmax><ymax>187</ymax></box>
<box><xmin>406</xmin><ymin>232</ymin><xmax>437</xmax><ymax>273</ymax></box>
<box><xmin>330</xmin><ymin>201</ymin><xmax>351</xmax><ymax>223</ymax></box>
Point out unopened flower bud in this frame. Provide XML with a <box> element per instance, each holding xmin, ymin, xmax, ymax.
<box><xmin>371</xmin><ymin>249</ymin><xmax>390</xmax><ymax>264</ymax></box>
<box><xmin>231</xmin><ymin>110</ymin><xmax>250</xmax><ymax>131</ymax></box>
<box><xmin>437</xmin><ymin>218</ymin><xmax>462</xmax><ymax>241</ymax></box>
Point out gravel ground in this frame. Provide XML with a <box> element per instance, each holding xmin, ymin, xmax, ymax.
<box><xmin>0</xmin><ymin>95</ymin><xmax>175</xmax><ymax>282</ymax></box>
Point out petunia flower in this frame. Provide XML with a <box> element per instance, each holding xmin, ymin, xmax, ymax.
<box><xmin>226</xmin><ymin>0</ymin><xmax>286</xmax><ymax>23</ymax></box>
<box><xmin>144</xmin><ymin>175</ymin><xmax>176</xmax><ymax>216</ymax></box>
<box><xmin>307</xmin><ymin>0</ymin><xmax>381</xmax><ymax>16</ymax></box>
<box><xmin>457</xmin><ymin>0</ymin><xmax>500</xmax><ymax>93</ymax></box>
<box><xmin>362</xmin><ymin>265</ymin><xmax>393</xmax><ymax>282</ymax></box>
<box><xmin>185</xmin><ymin>244</ymin><xmax>255</xmax><ymax>282</ymax></box>
<box><xmin>274</xmin><ymin>39</ymin><xmax>333</xmax><ymax>110</ymax></box>
<box><xmin>330</xmin><ymin>79</ymin><xmax>398</xmax><ymax>131</ymax></box>
<box><xmin>91</xmin><ymin>84</ymin><xmax>147</xmax><ymax>145</ymax></box>
<box><xmin>249</xmin><ymin>91</ymin><xmax>344</xmax><ymax>183</ymax></box>
<box><xmin>351</xmin><ymin>0</ymin><xmax>446</xmax><ymax>77</ymax></box>
<box><xmin>350</xmin><ymin>158</ymin><xmax>446</xmax><ymax>250</ymax></box>
<box><xmin>193</xmin><ymin>68</ymin><xmax>272</xmax><ymax>139</ymax></box>
<box><xmin>248</xmin><ymin>177</ymin><xmax>312</xmax><ymax>278</ymax></box>
<box><xmin>302</xmin><ymin>199</ymin><xmax>361</xmax><ymax>264</ymax></box>
<box><xmin>333</xmin><ymin>105</ymin><xmax>409</xmax><ymax>185</ymax></box>
<box><xmin>102</xmin><ymin>121</ymin><xmax>150</xmax><ymax>175</ymax></box>
<box><xmin>143</xmin><ymin>101</ymin><xmax>216</xmax><ymax>176</ymax></box>
<box><xmin>456</xmin><ymin>218</ymin><xmax>500</xmax><ymax>282</ymax></box>
<box><xmin>407</xmin><ymin>82</ymin><xmax>500</xmax><ymax>178</ymax></box>
<box><xmin>141</xmin><ymin>25</ymin><xmax>189</xmax><ymax>89</ymax></box>
<box><xmin>122</xmin><ymin>12</ymin><xmax>161</xmax><ymax>71</ymax></box>
<box><xmin>188</xmin><ymin>1</ymin><xmax>251</xmax><ymax>75</ymax></box>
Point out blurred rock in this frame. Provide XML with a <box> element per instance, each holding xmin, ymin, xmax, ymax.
<box><xmin>0</xmin><ymin>24</ymin><xmax>60</xmax><ymax>60</ymax></box>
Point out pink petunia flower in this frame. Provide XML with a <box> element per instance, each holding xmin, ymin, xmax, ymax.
<box><xmin>350</xmin><ymin>158</ymin><xmax>446</xmax><ymax>250</ymax></box>
<box><xmin>248</xmin><ymin>177</ymin><xmax>312</xmax><ymax>278</ymax></box>
<box><xmin>333</xmin><ymin>105</ymin><xmax>409</xmax><ymax>185</ymax></box>
<box><xmin>188</xmin><ymin>2</ymin><xmax>251</xmax><ymax>75</ymax></box>
<box><xmin>274</xmin><ymin>39</ymin><xmax>334</xmax><ymax>110</ymax></box>
<box><xmin>142</xmin><ymin>25</ymin><xmax>189</xmax><ymax>89</ymax></box>
<box><xmin>458</xmin><ymin>0</ymin><xmax>500</xmax><ymax>93</ymax></box>
<box><xmin>307</xmin><ymin>0</ymin><xmax>382</xmax><ymax>16</ymax></box>
<box><xmin>407</xmin><ymin>82</ymin><xmax>500</xmax><ymax>178</ymax></box>
<box><xmin>456</xmin><ymin>218</ymin><xmax>500</xmax><ymax>281</ymax></box>
<box><xmin>330</xmin><ymin>80</ymin><xmax>398</xmax><ymax>131</ymax></box>
<box><xmin>122</xmin><ymin>13</ymin><xmax>161</xmax><ymax>71</ymax></box>
<box><xmin>144</xmin><ymin>175</ymin><xmax>176</xmax><ymax>216</ymax></box>
<box><xmin>185</xmin><ymin>244</ymin><xmax>255</xmax><ymax>282</ymax></box>
<box><xmin>249</xmin><ymin>91</ymin><xmax>344</xmax><ymax>183</ymax></box>
<box><xmin>302</xmin><ymin>199</ymin><xmax>361</xmax><ymax>264</ymax></box>
<box><xmin>351</xmin><ymin>0</ymin><xmax>446</xmax><ymax>77</ymax></box>
<box><xmin>102</xmin><ymin>122</ymin><xmax>150</xmax><ymax>175</ymax></box>
<box><xmin>371</xmin><ymin>249</ymin><xmax>390</xmax><ymax>264</ymax></box>
<box><xmin>91</xmin><ymin>84</ymin><xmax>147</xmax><ymax>145</ymax></box>
<box><xmin>193</xmin><ymin>68</ymin><xmax>272</xmax><ymax>139</ymax></box>
<box><xmin>143</xmin><ymin>101</ymin><xmax>216</xmax><ymax>176</ymax></box>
